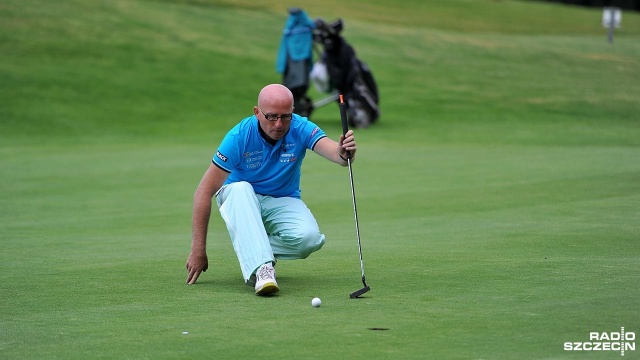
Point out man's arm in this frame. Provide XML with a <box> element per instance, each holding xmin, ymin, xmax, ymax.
<box><xmin>313</xmin><ymin>129</ymin><xmax>357</xmax><ymax>166</ymax></box>
<box><xmin>186</xmin><ymin>163</ymin><xmax>229</xmax><ymax>284</ymax></box>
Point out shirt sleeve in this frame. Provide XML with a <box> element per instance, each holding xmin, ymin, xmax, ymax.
<box><xmin>303</xmin><ymin>119</ymin><xmax>326</xmax><ymax>150</ymax></box>
<box><xmin>212</xmin><ymin>131</ymin><xmax>240</xmax><ymax>173</ymax></box>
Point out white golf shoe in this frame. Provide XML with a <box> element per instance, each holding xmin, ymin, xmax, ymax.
<box><xmin>254</xmin><ymin>262</ymin><xmax>279</xmax><ymax>295</ymax></box>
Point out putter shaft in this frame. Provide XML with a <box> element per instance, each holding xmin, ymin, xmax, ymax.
<box><xmin>339</xmin><ymin>95</ymin><xmax>371</xmax><ymax>299</ymax></box>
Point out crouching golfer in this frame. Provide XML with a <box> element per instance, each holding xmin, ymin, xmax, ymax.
<box><xmin>186</xmin><ymin>84</ymin><xmax>357</xmax><ymax>295</ymax></box>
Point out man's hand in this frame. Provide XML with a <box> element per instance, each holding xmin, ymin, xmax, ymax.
<box><xmin>186</xmin><ymin>163</ymin><xmax>228</xmax><ymax>285</ymax></box>
<box><xmin>186</xmin><ymin>251</ymin><xmax>208</xmax><ymax>284</ymax></box>
<box><xmin>339</xmin><ymin>129</ymin><xmax>357</xmax><ymax>159</ymax></box>
<box><xmin>313</xmin><ymin>130</ymin><xmax>357</xmax><ymax>165</ymax></box>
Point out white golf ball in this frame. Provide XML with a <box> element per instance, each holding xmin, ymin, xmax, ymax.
<box><xmin>311</xmin><ymin>297</ymin><xmax>322</xmax><ymax>307</ymax></box>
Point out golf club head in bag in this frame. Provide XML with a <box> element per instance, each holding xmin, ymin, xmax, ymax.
<box><xmin>339</xmin><ymin>94</ymin><xmax>370</xmax><ymax>299</ymax></box>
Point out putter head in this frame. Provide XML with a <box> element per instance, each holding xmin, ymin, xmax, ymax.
<box><xmin>349</xmin><ymin>285</ymin><xmax>370</xmax><ymax>299</ymax></box>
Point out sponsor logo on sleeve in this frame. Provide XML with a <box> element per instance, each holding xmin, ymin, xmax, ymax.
<box><xmin>215</xmin><ymin>151</ymin><xmax>228</xmax><ymax>162</ymax></box>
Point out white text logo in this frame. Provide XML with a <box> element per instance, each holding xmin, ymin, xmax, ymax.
<box><xmin>564</xmin><ymin>327</ymin><xmax>635</xmax><ymax>356</ymax></box>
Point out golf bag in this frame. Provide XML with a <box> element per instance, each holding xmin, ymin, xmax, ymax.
<box><xmin>312</xmin><ymin>18</ymin><xmax>379</xmax><ymax>128</ymax></box>
<box><xmin>276</xmin><ymin>8</ymin><xmax>315</xmax><ymax>117</ymax></box>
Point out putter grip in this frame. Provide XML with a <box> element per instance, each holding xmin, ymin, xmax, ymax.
<box><xmin>339</xmin><ymin>95</ymin><xmax>351</xmax><ymax>158</ymax></box>
<box><xmin>339</xmin><ymin>95</ymin><xmax>349</xmax><ymax>136</ymax></box>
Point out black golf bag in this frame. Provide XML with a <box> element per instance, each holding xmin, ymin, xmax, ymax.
<box><xmin>313</xmin><ymin>18</ymin><xmax>379</xmax><ymax>128</ymax></box>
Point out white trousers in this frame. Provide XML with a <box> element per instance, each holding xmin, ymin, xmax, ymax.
<box><xmin>215</xmin><ymin>181</ymin><xmax>325</xmax><ymax>282</ymax></box>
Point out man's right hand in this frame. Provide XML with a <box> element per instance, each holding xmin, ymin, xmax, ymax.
<box><xmin>186</xmin><ymin>251</ymin><xmax>208</xmax><ymax>284</ymax></box>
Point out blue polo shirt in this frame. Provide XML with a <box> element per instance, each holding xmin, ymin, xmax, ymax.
<box><xmin>212</xmin><ymin>114</ymin><xmax>326</xmax><ymax>198</ymax></box>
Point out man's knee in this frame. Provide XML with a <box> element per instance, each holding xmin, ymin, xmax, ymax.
<box><xmin>226</xmin><ymin>181</ymin><xmax>254</xmax><ymax>195</ymax></box>
<box><xmin>218</xmin><ymin>181</ymin><xmax>256</xmax><ymax>205</ymax></box>
<box><xmin>296</xmin><ymin>230</ymin><xmax>325</xmax><ymax>258</ymax></box>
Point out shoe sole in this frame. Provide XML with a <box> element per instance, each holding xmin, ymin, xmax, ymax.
<box><xmin>255</xmin><ymin>282</ymin><xmax>279</xmax><ymax>296</ymax></box>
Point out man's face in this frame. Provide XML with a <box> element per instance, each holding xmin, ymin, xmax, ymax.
<box><xmin>255</xmin><ymin>103</ymin><xmax>294</xmax><ymax>141</ymax></box>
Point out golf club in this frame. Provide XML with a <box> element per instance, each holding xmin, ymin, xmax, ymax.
<box><xmin>339</xmin><ymin>95</ymin><xmax>371</xmax><ymax>299</ymax></box>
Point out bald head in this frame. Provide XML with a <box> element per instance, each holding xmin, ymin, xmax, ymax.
<box><xmin>257</xmin><ymin>84</ymin><xmax>294</xmax><ymax>111</ymax></box>
<box><xmin>253</xmin><ymin>84</ymin><xmax>296</xmax><ymax>141</ymax></box>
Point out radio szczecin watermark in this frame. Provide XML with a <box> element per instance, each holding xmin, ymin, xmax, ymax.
<box><xmin>564</xmin><ymin>327</ymin><xmax>635</xmax><ymax>356</ymax></box>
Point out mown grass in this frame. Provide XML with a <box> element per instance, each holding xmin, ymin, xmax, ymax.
<box><xmin>1</xmin><ymin>0</ymin><xmax>639</xmax><ymax>359</ymax></box>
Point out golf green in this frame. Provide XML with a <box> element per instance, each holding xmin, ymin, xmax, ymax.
<box><xmin>1</xmin><ymin>0</ymin><xmax>639</xmax><ymax>359</ymax></box>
